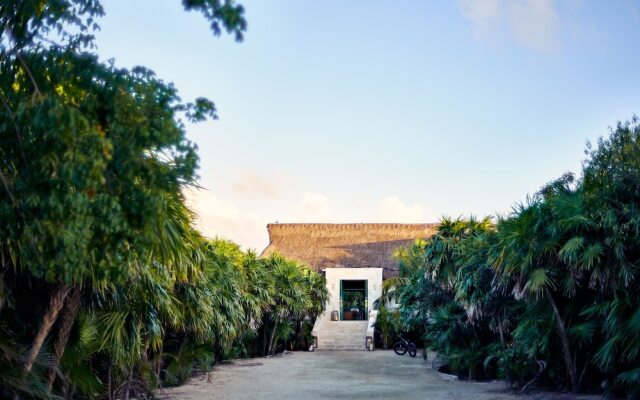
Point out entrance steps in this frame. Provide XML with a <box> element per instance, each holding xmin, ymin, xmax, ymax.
<box><xmin>315</xmin><ymin>321</ymin><xmax>368</xmax><ymax>351</ymax></box>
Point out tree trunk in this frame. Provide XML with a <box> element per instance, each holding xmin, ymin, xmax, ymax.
<box><xmin>521</xmin><ymin>360</ymin><xmax>546</xmax><ymax>393</ymax></box>
<box><xmin>577</xmin><ymin>354</ymin><xmax>590</xmax><ymax>391</ymax></box>
<box><xmin>497</xmin><ymin>317</ymin><xmax>506</xmax><ymax>348</ymax></box>
<box><xmin>177</xmin><ymin>334</ymin><xmax>189</xmax><ymax>357</ymax></box>
<box><xmin>107</xmin><ymin>360</ymin><xmax>113</xmax><ymax>400</ymax></box>
<box><xmin>497</xmin><ymin>316</ymin><xmax>512</xmax><ymax>388</ymax></box>
<box><xmin>123</xmin><ymin>368</ymin><xmax>133</xmax><ymax>400</ymax></box>
<box><xmin>22</xmin><ymin>283</ymin><xmax>71</xmax><ymax>373</ymax></box>
<box><xmin>156</xmin><ymin>346</ymin><xmax>164</xmax><ymax>389</ymax></box>
<box><xmin>545</xmin><ymin>288</ymin><xmax>577</xmax><ymax>391</ymax></box>
<box><xmin>176</xmin><ymin>334</ymin><xmax>190</xmax><ymax>382</ymax></box>
<box><xmin>267</xmin><ymin>321</ymin><xmax>278</xmax><ymax>356</ymax></box>
<box><xmin>46</xmin><ymin>285</ymin><xmax>81</xmax><ymax>390</ymax></box>
<box><xmin>262</xmin><ymin>315</ymin><xmax>270</xmax><ymax>355</ymax></box>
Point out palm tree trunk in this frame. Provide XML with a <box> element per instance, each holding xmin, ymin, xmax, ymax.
<box><xmin>267</xmin><ymin>321</ymin><xmax>278</xmax><ymax>355</ymax></box>
<box><xmin>46</xmin><ymin>285</ymin><xmax>81</xmax><ymax>390</ymax></box>
<box><xmin>262</xmin><ymin>315</ymin><xmax>270</xmax><ymax>355</ymax></box>
<box><xmin>577</xmin><ymin>354</ymin><xmax>590</xmax><ymax>391</ymax></box>
<box><xmin>497</xmin><ymin>317</ymin><xmax>506</xmax><ymax>348</ymax></box>
<box><xmin>497</xmin><ymin>316</ymin><xmax>513</xmax><ymax>388</ymax></box>
<box><xmin>107</xmin><ymin>360</ymin><xmax>113</xmax><ymax>400</ymax></box>
<box><xmin>156</xmin><ymin>346</ymin><xmax>164</xmax><ymax>389</ymax></box>
<box><xmin>177</xmin><ymin>334</ymin><xmax>189</xmax><ymax>357</ymax></box>
<box><xmin>22</xmin><ymin>283</ymin><xmax>71</xmax><ymax>373</ymax></box>
<box><xmin>521</xmin><ymin>360</ymin><xmax>546</xmax><ymax>393</ymax></box>
<box><xmin>123</xmin><ymin>368</ymin><xmax>133</xmax><ymax>400</ymax></box>
<box><xmin>545</xmin><ymin>288</ymin><xmax>577</xmax><ymax>391</ymax></box>
<box><xmin>422</xmin><ymin>321</ymin><xmax>429</xmax><ymax>360</ymax></box>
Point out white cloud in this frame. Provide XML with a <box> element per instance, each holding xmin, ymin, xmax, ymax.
<box><xmin>457</xmin><ymin>0</ymin><xmax>560</xmax><ymax>53</ymax></box>
<box><xmin>184</xmin><ymin>190</ymin><xmax>431</xmax><ymax>251</ymax></box>
<box><xmin>184</xmin><ymin>189</ymin><xmax>335</xmax><ymax>250</ymax></box>
<box><xmin>507</xmin><ymin>0</ymin><xmax>560</xmax><ymax>52</ymax></box>
<box><xmin>292</xmin><ymin>192</ymin><xmax>332</xmax><ymax>221</ymax></box>
<box><xmin>184</xmin><ymin>188</ymin><xmax>269</xmax><ymax>251</ymax></box>
<box><xmin>231</xmin><ymin>170</ymin><xmax>289</xmax><ymax>200</ymax></box>
<box><xmin>375</xmin><ymin>196</ymin><xmax>425</xmax><ymax>223</ymax></box>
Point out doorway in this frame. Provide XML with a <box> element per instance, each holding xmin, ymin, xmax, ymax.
<box><xmin>340</xmin><ymin>280</ymin><xmax>368</xmax><ymax>320</ymax></box>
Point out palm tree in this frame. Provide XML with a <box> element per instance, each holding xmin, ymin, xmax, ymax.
<box><xmin>578</xmin><ymin>118</ymin><xmax>640</xmax><ymax>395</ymax></box>
<box><xmin>492</xmin><ymin>197</ymin><xmax>583</xmax><ymax>391</ymax></box>
<box><xmin>260</xmin><ymin>254</ymin><xmax>326</xmax><ymax>356</ymax></box>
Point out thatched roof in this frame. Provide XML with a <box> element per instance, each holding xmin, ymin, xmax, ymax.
<box><xmin>261</xmin><ymin>223</ymin><xmax>438</xmax><ymax>279</ymax></box>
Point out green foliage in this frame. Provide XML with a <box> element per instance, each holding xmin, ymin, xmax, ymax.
<box><xmin>0</xmin><ymin>324</ymin><xmax>54</xmax><ymax>399</ymax></box>
<box><xmin>260</xmin><ymin>253</ymin><xmax>328</xmax><ymax>355</ymax></box>
<box><xmin>391</xmin><ymin>118</ymin><xmax>640</xmax><ymax>397</ymax></box>
<box><xmin>343</xmin><ymin>290</ymin><xmax>365</xmax><ymax>311</ymax></box>
<box><xmin>1</xmin><ymin>0</ymin><xmax>246</xmax><ymax>287</ymax></box>
<box><xmin>293</xmin><ymin>319</ymin><xmax>315</xmax><ymax>351</ymax></box>
<box><xmin>0</xmin><ymin>1</ymin><xmax>322</xmax><ymax>399</ymax></box>
<box><xmin>374</xmin><ymin>304</ymin><xmax>400</xmax><ymax>349</ymax></box>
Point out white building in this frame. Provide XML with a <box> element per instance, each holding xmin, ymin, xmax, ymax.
<box><xmin>261</xmin><ymin>223</ymin><xmax>437</xmax><ymax>350</ymax></box>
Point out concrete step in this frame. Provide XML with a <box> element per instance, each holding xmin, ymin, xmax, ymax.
<box><xmin>318</xmin><ymin>336</ymin><xmax>363</xmax><ymax>340</ymax></box>
<box><xmin>318</xmin><ymin>346</ymin><xmax>367</xmax><ymax>351</ymax></box>
<box><xmin>319</xmin><ymin>336</ymin><xmax>362</xmax><ymax>340</ymax></box>
<box><xmin>317</xmin><ymin>340</ymin><xmax>365</xmax><ymax>345</ymax></box>
<box><xmin>318</xmin><ymin>338</ymin><xmax>364</xmax><ymax>343</ymax></box>
<box><xmin>323</xmin><ymin>322</ymin><xmax>368</xmax><ymax>326</ymax></box>
<box><xmin>318</xmin><ymin>339</ymin><xmax>366</xmax><ymax>345</ymax></box>
<box><xmin>320</xmin><ymin>327</ymin><xmax>365</xmax><ymax>330</ymax></box>
<box><xmin>319</xmin><ymin>339</ymin><xmax>364</xmax><ymax>343</ymax></box>
<box><xmin>321</xmin><ymin>328</ymin><xmax>367</xmax><ymax>332</ymax></box>
<box><xmin>314</xmin><ymin>319</ymin><xmax>369</xmax><ymax>351</ymax></box>
<box><xmin>321</xmin><ymin>327</ymin><xmax>368</xmax><ymax>332</ymax></box>
<box><xmin>319</xmin><ymin>343</ymin><xmax>365</xmax><ymax>348</ymax></box>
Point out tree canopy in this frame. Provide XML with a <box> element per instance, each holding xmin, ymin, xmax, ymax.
<box><xmin>385</xmin><ymin>118</ymin><xmax>640</xmax><ymax>398</ymax></box>
<box><xmin>0</xmin><ymin>2</ymin><xmax>326</xmax><ymax>399</ymax></box>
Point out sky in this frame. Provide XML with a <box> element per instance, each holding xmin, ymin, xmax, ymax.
<box><xmin>95</xmin><ymin>0</ymin><xmax>640</xmax><ymax>251</ymax></box>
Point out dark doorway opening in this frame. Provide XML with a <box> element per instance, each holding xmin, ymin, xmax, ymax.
<box><xmin>340</xmin><ymin>280</ymin><xmax>367</xmax><ymax>320</ymax></box>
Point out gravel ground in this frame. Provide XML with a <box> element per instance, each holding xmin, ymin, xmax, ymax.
<box><xmin>157</xmin><ymin>350</ymin><xmax>599</xmax><ymax>400</ymax></box>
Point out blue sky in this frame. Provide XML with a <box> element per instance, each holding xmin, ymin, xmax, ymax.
<box><xmin>95</xmin><ymin>0</ymin><xmax>640</xmax><ymax>250</ymax></box>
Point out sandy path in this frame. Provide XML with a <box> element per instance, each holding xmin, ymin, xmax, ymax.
<box><xmin>157</xmin><ymin>350</ymin><xmax>597</xmax><ymax>400</ymax></box>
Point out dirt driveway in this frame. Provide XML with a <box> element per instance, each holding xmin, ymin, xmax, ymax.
<box><xmin>158</xmin><ymin>351</ymin><xmax>596</xmax><ymax>400</ymax></box>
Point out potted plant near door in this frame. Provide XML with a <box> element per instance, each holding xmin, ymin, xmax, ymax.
<box><xmin>343</xmin><ymin>291</ymin><xmax>364</xmax><ymax>320</ymax></box>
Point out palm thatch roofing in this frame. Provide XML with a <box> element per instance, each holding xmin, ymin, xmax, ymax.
<box><xmin>261</xmin><ymin>223</ymin><xmax>438</xmax><ymax>279</ymax></box>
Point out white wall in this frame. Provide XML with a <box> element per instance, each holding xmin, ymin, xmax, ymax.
<box><xmin>321</xmin><ymin>268</ymin><xmax>383</xmax><ymax>322</ymax></box>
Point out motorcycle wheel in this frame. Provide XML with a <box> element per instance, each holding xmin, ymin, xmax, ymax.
<box><xmin>393</xmin><ymin>342</ymin><xmax>408</xmax><ymax>355</ymax></box>
<box><xmin>408</xmin><ymin>343</ymin><xmax>417</xmax><ymax>357</ymax></box>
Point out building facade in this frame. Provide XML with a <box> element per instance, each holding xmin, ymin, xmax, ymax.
<box><xmin>261</xmin><ymin>223</ymin><xmax>437</xmax><ymax>350</ymax></box>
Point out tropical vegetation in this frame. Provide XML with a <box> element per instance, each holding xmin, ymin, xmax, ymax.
<box><xmin>384</xmin><ymin>118</ymin><xmax>640</xmax><ymax>398</ymax></box>
<box><xmin>2</xmin><ymin>1</ymin><xmax>639</xmax><ymax>399</ymax></box>
<box><xmin>0</xmin><ymin>1</ymin><xmax>327</xmax><ymax>399</ymax></box>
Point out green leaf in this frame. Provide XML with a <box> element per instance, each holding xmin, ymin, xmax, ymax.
<box><xmin>524</xmin><ymin>268</ymin><xmax>555</xmax><ymax>294</ymax></box>
<box><xmin>558</xmin><ymin>237</ymin><xmax>584</xmax><ymax>264</ymax></box>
